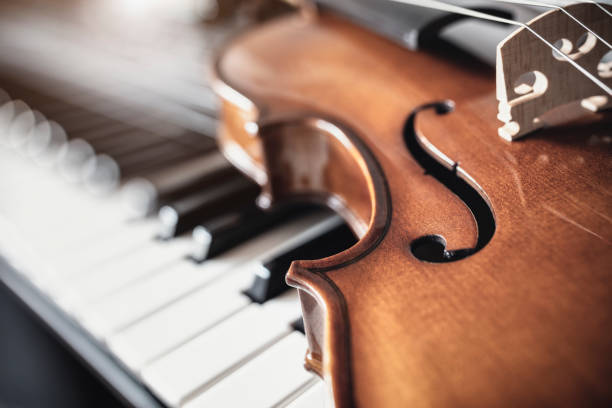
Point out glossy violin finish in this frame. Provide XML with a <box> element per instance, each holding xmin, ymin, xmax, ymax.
<box><xmin>212</xmin><ymin>10</ymin><xmax>612</xmax><ymax>408</ymax></box>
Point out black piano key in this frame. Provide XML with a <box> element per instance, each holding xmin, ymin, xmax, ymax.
<box><xmin>244</xmin><ymin>222</ymin><xmax>356</xmax><ymax>304</ymax></box>
<box><xmin>118</xmin><ymin>145</ymin><xmax>208</xmax><ymax>179</ymax></box>
<box><xmin>190</xmin><ymin>204</ymin><xmax>300</xmax><ymax>262</ymax></box>
<box><xmin>46</xmin><ymin>108</ymin><xmax>114</xmax><ymax>134</ymax></box>
<box><xmin>69</xmin><ymin>121</ymin><xmax>133</xmax><ymax>143</ymax></box>
<box><xmin>157</xmin><ymin>175</ymin><xmax>260</xmax><ymax>240</ymax></box>
<box><xmin>102</xmin><ymin>130</ymin><xmax>213</xmax><ymax>169</ymax></box>
<box><xmin>291</xmin><ymin>317</ymin><xmax>305</xmax><ymax>335</ymax></box>
<box><xmin>0</xmin><ymin>88</ymin><xmax>10</xmax><ymax>104</ymax></box>
<box><xmin>122</xmin><ymin>152</ymin><xmax>238</xmax><ymax>217</ymax></box>
<box><xmin>89</xmin><ymin>131</ymin><xmax>165</xmax><ymax>157</ymax></box>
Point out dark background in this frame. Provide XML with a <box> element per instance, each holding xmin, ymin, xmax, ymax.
<box><xmin>0</xmin><ymin>282</ymin><xmax>124</xmax><ymax>408</ymax></box>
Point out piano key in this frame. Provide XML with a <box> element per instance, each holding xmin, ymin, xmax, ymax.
<box><xmin>0</xmin><ymin>88</ymin><xmax>9</xmax><ymax>103</ymax></box>
<box><xmin>141</xmin><ymin>290</ymin><xmax>301</xmax><ymax>407</ymax></box>
<box><xmin>92</xmin><ymin>128</ymin><xmax>215</xmax><ymax>158</ymax></box>
<box><xmin>107</xmin><ymin>272</ymin><xmax>252</xmax><ymax>372</ymax></box>
<box><xmin>0</xmin><ymin>79</ymin><xmax>79</xmax><ymax>117</ymax></box>
<box><xmin>87</xmin><ymin>130</ymin><xmax>166</xmax><ymax>158</ymax></box>
<box><xmin>157</xmin><ymin>175</ymin><xmax>259</xmax><ymax>239</ymax></box>
<box><xmin>182</xmin><ymin>331</ymin><xmax>313</xmax><ymax>408</ymax></box>
<box><xmin>107</xmin><ymin>213</ymin><xmax>339</xmax><ymax>370</ymax></box>
<box><xmin>81</xmin><ymin>153</ymin><xmax>121</xmax><ymax>194</ymax></box>
<box><xmin>121</xmin><ymin>151</ymin><xmax>234</xmax><ymax>218</ymax></box>
<box><xmin>285</xmin><ymin>380</ymin><xmax>328</xmax><ymax>408</ymax></box>
<box><xmin>69</xmin><ymin>121</ymin><xmax>133</xmax><ymax>143</ymax></box>
<box><xmin>22</xmin><ymin>199</ymin><xmax>131</xmax><ymax>254</ymax></box>
<box><xmin>190</xmin><ymin>203</ymin><xmax>299</xmax><ymax>262</ymax></box>
<box><xmin>0</xmin><ymin>99</ymin><xmax>30</xmax><ymax>146</ymax></box>
<box><xmin>114</xmin><ymin>140</ymin><xmax>211</xmax><ymax>178</ymax></box>
<box><xmin>163</xmin><ymin>130</ymin><xmax>218</xmax><ymax>149</ymax></box>
<box><xmin>7</xmin><ymin>109</ymin><xmax>41</xmax><ymax>150</ymax></box>
<box><xmin>0</xmin><ymin>163</ymin><xmax>128</xmax><ymax>247</ymax></box>
<box><xmin>78</xmin><ymin>213</ymin><xmax>329</xmax><ymax>339</ymax></box>
<box><xmin>291</xmin><ymin>317</ymin><xmax>305</xmax><ymax>335</ymax></box>
<box><xmin>26</xmin><ymin>120</ymin><xmax>67</xmax><ymax>162</ymax></box>
<box><xmin>52</xmin><ymin>109</ymin><xmax>115</xmax><ymax>134</ymax></box>
<box><xmin>53</xmin><ymin>237</ymin><xmax>192</xmax><ymax>309</ymax></box>
<box><xmin>244</xmin><ymin>221</ymin><xmax>355</xmax><ymax>304</ymax></box>
<box><xmin>56</xmin><ymin>138</ymin><xmax>95</xmax><ymax>181</ymax></box>
<box><xmin>41</xmin><ymin>220</ymin><xmax>159</xmax><ymax>283</ymax></box>
<box><xmin>27</xmin><ymin>223</ymin><xmax>152</xmax><ymax>286</ymax></box>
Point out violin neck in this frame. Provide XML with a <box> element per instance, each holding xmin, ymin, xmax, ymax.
<box><xmin>315</xmin><ymin>0</ymin><xmax>538</xmax><ymax>66</ymax></box>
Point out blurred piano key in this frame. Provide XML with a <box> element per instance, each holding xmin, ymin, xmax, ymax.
<box><xmin>157</xmin><ymin>175</ymin><xmax>260</xmax><ymax>239</ymax></box>
<box><xmin>121</xmin><ymin>151</ymin><xmax>236</xmax><ymax>218</ymax></box>
<box><xmin>54</xmin><ymin>237</ymin><xmax>192</xmax><ymax>309</ymax></box>
<box><xmin>183</xmin><ymin>331</ymin><xmax>314</xmax><ymax>408</ymax></box>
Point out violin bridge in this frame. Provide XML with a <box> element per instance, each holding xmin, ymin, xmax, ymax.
<box><xmin>496</xmin><ymin>3</ymin><xmax>612</xmax><ymax>141</ymax></box>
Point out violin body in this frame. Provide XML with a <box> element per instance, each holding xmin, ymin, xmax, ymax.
<box><xmin>213</xmin><ymin>11</ymin><xmax>612</xmax><ymax>408</ymax></box>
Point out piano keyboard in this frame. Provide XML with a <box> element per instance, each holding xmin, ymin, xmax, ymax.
<box><xmin>0</xmin><ymin>80</ymin><xmax>340</xmax><ymax>407</ymax></box>
<box><xmin>0</xmin><ymin>1</ymin><xmax>347</xmax><ymax>407</ymax></box>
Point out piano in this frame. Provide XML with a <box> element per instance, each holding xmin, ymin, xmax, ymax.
<box><xmin>0</xmin><ymin>1</ymin><xmax>349</xmax><ymax>406</ymax></box>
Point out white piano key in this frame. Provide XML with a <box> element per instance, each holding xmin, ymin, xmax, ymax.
<box><xmin>79</xmin><ymin>259</ymin><xmax>226</xmax><ymax>339</ymax></box>
<box><xmin>42</xmin><ymin>220</ymin><xmax>158</xmax><ymax>283</ymax></box>
<box><xmin>3</xmin><ymin>178</ymin><xmax>128</xmax><ymax>255</ymax></box>
<box><xmin>78</xmin><ymin>213</ymin><xmax>333</xmax><ymax>339</ymax></box>
<box><xmin>183</xmin><ymin>331</ymin><xmax>313</xmax><ymax>408</ymax></box>
<box><xmin>54</xmin><ymin>238</ymin><xmax>191</xmax><ymax>309</ymax></box>
<box><xmin>285</xmin><ymin>380</ymin><xmax>328</xmax><ymax>408</ymax></box>
<box><xmin>1</xmin><ymin>156</ymin><xmax>124</xmax><ymax>223</ymax></box>
<box><xmin>107</xmin><ymin>272</ymin><xmax>252</xmax><ymax>371</ymax></box>
<box><xmin>141</xmin><ymin>290</ymin><xmax>301</xmax><ymax>406</ymax></box>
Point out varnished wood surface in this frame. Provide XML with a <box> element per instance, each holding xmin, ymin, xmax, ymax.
<box><xmin>213</xmin><ymin>11</ymin><xmax>612</xmax><ymax>408</ymax></box>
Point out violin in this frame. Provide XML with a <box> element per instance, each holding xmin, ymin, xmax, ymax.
<box><xmin>212</xmin><ymin>1</ymin><xmax>612</xmax><ymax>406</ymax></box>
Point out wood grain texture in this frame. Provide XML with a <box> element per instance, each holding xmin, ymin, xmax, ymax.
<box><xmin>212</xmin><ymin>11</ymin><xmax>612</xmax><ymax>408</ymax></box>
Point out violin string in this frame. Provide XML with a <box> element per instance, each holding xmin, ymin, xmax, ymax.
<box><xmin>490</xmin><ymin>0</ymin><xmax>611</xmax><ymax>49</ymax></box>
<box><xmin>386</xmin><ymin>0</ymin><xmax>612</xmax><ymax>95</ymax></box>
<box><xmin>582</xmin><ymin>0</ymin><xmax>612</xmax><ymax>18</ymax></box>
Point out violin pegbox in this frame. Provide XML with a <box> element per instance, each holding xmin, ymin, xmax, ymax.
<box><xmin>496</xmin><ymin>3</ymin><xmax>612</xmax><ymax>141</ymax></box>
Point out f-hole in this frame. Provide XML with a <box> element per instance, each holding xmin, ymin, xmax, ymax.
<box><xmin>403</xmin><ymin>101</ymin><xmax>496</xmax><ymax>263</ymax></box>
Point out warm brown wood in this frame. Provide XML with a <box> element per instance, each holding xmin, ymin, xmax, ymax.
<box><xmin>497</xmin><ymin>3</ymin><xmax>612</xmax><ymax>140</ymax></box>
<box><xmin>212</xmin><ymin>10</ymin><xmax>612</xmax><ymax>408</ymax></box>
